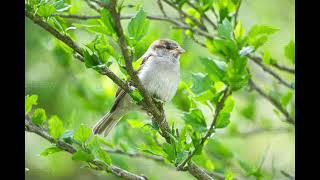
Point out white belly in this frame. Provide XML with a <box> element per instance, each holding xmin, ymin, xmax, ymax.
<box><xmin>138</xmin><ymin>57</ymin><xmax>180</xmax><ymax>102</ymax></box>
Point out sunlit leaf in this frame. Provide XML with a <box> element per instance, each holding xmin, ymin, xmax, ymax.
<box><xmin>31</xmin><ymin>108</ymin><xmax>47</xmax><ymax>125</ymax></box>
<box><xmin>40</xmin><ymin>146</ymin><xmax>62</xmax><ymax>157</ymax></box>
<box><xmin>74</xmin><ymin>124</ymin><xmax>92</xmax><ymax>143</ymax></box>
<box><xmin>191</xmin><ymin>73</ymin><xmax>213</xmax><ymax>94</ymax></box>
<box><xmin>48</xmin><ymin>115</ymin><xmax>65</xmax><ymax>140</ymax></box>
<box><xmin>284</xmin><ymin>40</ymin><xmax>295</xmax><ymax>63</ymax></box>
<box><xmin>72</xmin><ymin>150</ymin><xmax>94</xmax><ymax>162</ymax></box>
<box><xmin>128</xmin><ymin>8</ymin><xmax>149</xmax><ymax>42</ymax></box>
<box><xmin>25</xmin><ymin>94</ymin><xmax>38</xmax><ymax>115</ymax></box>
<box><xmin>218</xmin><ymin>19</ymin><xmax>233</xmax><ymax>39</ymax></box>
<box><xmin>183</xmin><ymin>109</ymin><xmax>207</xmax><ymax>132</ymax></box>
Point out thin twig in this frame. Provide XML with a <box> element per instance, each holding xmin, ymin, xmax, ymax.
<box><xmin>280</xmin><ymin>170</ymin><xmax>295</xmax><ymax>179</ymax></box>
<box><xmin>233</xmin><ymin>0</ymin><xmax>242</xmax><ymax>27</ymax></box>
<box><xmin>186</xmin><ymin>1</ymin><xmax>217</xmax><ymax>29</ymax></box>
<box><xmin>25</xmin><ymin>118</ymin><xmax>148</xmax><ymax>180</ymax></box>
<box><xmin>84</xmin><ymin>0</ymin><xmax>101</xmax><ymax>13</ymax></box>
<box><xmin>249</xmin><ymin>54</ymin><xmax>295</xmax><ymax>74</ymax></box>
<box><xmin>248</xmin><ymin>55</ymin><xmax>294</xmax><ymax>90</ymax></box>
<box><xmin>235</xmin><ymin>127</ymin><xmax>292</xmax><ymax>138</ymax></box>
<box><xmin>54</xmin><ymin>13</ymin><xmax>215</xmax><ymax>39</ymax></box>
<box><xmin>249</xmin><ymin>80</ymin><xmax>295</xmax><ymax>125</ymax></box>
<box><xmin>177</xmin><ymin>88</ymin><xmax>232</xmax><ymax>170</ymax></box>
<box><xmin>162</xmin><ymin>0</ymin><xmax>207</xmax><ymax>31</ymax></box>
<box><xmin>157</xmin><ymin>0</ymin><xmax>167</xmax><ymax>17</ymax></box>
<box><xmin>105</xmin><ymin>149</ymin><xmax>164</xmax><ymax>162</ymax></box>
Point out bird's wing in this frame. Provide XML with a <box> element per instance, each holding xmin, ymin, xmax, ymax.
<box><xmin>111</xmin><ymin>53</ymin><xmax>153</xmax><ymax>112</ymax></box>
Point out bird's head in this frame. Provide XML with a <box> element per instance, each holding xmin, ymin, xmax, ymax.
<box><xmin>149</xmin><ymin>39</ymin><xmax>185</xmax><ymax>58</ymax></box>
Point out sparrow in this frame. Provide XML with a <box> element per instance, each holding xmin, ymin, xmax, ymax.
<box><xmin>93</xmin><ymin>39</ymin><xmax>185</xmax><ymax>136</ymax></box>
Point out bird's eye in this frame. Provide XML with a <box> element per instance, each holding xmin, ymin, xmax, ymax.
<box><xmin>165</xmin><ymin>45</ymin><xmax>171</xmax><ymax>50</ymax></box>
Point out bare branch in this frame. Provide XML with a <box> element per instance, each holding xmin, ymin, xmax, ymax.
<box><xmin>84</xmin><ymin>0</ymin><xmax>101</xmax><ymax>13</ymax></box>
<box><xmin>249</xmin><ymin>54</ymin><xmax>295</xmax><ymax>74</ymax></box>
<box><xmin>248</xmin><ymin>55</ymin><xmax>294</xmax><ymax>89</ymax></box>
<box><xmin>233</xmin><ymin>0</ymin><xmax>242</xmax><ymax>26</ymax></box>
<box><xmin>249</xmin><ymin>80</ymin><xmax>295</xmax><ymax>125</ymax></box>
<box><xmin>25</xmin><ymin>118</ymin><xmax>148</xmax><ymax>180</ymax></box>
<box><xmin>281</xmin><ymin>170</ymin><xmax>295</xmax><ymax>179</ymax></box>
<box><xmin>157</xmin><ymin>0</ymin><xmax>168</xmax><ymax>17</ymax></box>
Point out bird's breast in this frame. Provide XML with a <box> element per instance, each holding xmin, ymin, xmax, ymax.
<box><xmin>138</xmin><ymin>57</ymin><xmax>180</xmax><ymax>102</ymax></box>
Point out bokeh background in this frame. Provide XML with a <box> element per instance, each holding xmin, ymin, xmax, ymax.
<box><xmin>25</xmin><ymin>0</ymin><xmax>295</xmax><ymax>179</ymax></box>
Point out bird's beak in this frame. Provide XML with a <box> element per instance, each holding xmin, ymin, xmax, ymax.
<box><xmin>176</xmin><ymin>47</ymin><xmax>185</xmax><ymax>54</ymax></box>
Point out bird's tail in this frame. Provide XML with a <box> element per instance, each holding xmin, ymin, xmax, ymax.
<box><xmin>92</xmin><ymin>112</ymin><xmax>120</xmax><ymax>137</ymax></box>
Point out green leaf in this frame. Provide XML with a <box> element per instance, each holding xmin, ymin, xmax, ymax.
<box><xmin>72</xmin><ymin>150</ymin><xmax>94</xmax><ymax>162</ymax></box>
<box><xmin>128</xmin><ymin>8</ymin><xmax>150</xmax><ymax>42</ymax></box>
<box><xmin>83</xmin><ymin>49</ymin><xmax>102</xmax><ymax>68</ymax></box>
<box><xmin>96</xmin><ymin>148</ymin><xmax>112</xmax><ymax>165</ymax></box>
<box><xmin>100</xmin><ymin>9</ymin><xmax>115</xmax><ymax>35</ymax></box>
<box><xmin>215</xmin><ymin>96</ymin><xmax>234</xmax><ymax>128</ymax></box>
<box><xmin>201</xmin><ymin>57</ymin><xmax>227</xmax><ymax>82</ymax></box>
<box><xmin>175</xmin><ymin>151</ymin><xmax>189</xmax><ymax>164</ymax></box>
<box><xmin>73</xmin><ymin>22</ymin><xmax>110</xmax><ymax>35</ymax></box>
<box><xmin>215</xmin><ymin>113</ymin><xmax>230</xmax><ymax>128</ymax></box>
<box><xmin>247</xmin><ymin>25</ymin><xmax>279</xmax><ymax>49</ymax></box>
<box><xmin>191</xmin><ymin>73</ymin><xmax>213</xmax><ymax>94</ymax></box>
<box><xmin>133</xmin><ymin>58</ymin><xmax>143</xmax><ymax>71</ymax></box>
<box><xmin>40</xmin><ymin>146</ymin><xmax>62</xmax><ymax>157</ymax></box>
<box><xmin>74</xmin><ymin>124</ymin><xmax>92</xmax><ymax>143</ymax></box>
<box><xmin>37</xmin><ymin>4</ymin><xmax>56</xmax><ymax>18</ymax></box>
<box><xmin>218</xmin><ymin>18</ymin><xmax>233</xmax><ymax>39</ymax></box>
<box><xmin>48</xmin><ymin>115</ymin><xmax>65</xmax><ymax>140</ymax></box>
<box><xmin>31</xmin><ymin>108</ymin><xmax>47</xmax><ymax>125</ymax></box>
<box><xmin>281</xmin><ymin>91</ymin><xmax>293</xmax><ymax>108</ymax></box>
<box><xmin>183</xmin><ymin>109</ymin><xmax>207</xmax><ymax>132</ymax></box>
<box><xmin>162</xmin><ymin>142</ymin><xmax>176</xmax><ymax>162</ymax></box>
<box><xmin>129</xmin><ymin>89</ymin><xmax>144</xmax><ymax>103</ymax></box>
<box><xmin>127</xmin><ymin>119</ymin><xmax>144</xmax><ymax>128</ymax></box>
<box><xmin>25</xmin><ymin>94</ymin><xmax>38</xmax><ymax>115</ymax></box>
<box><xmin>234</xmin><ymin>20</ymin><xmax>245</xmax><ymax>40</ymax></box>
<box><xmin>97</xmin><ymin>136</ymin><xmax>114</xmax><ymax>148</ymax></box>
<box><xmin>284</xmin><ymin>40</ymin><xmax>295</xmax><ymax>63</ymax></box>
<box><xmin>224</xmin><ymin>170</ymin><xmax>234</xmax><ymax>180</ymax></box>
<box><xmin>61</xmin><ymin>130</ymin><xmax>74</xmax><ymax>144</ymax></box>
<box><xmin>200</xmin><ymin>0</ymin><xmax>214</xmax><ymax>12</ymax></box>
<box><xmin>248</xmin><ymin>25</ymin><xmax>279</xmax><ymax>37</ymax></box>
<box><xmin>262</xmin><ymin>50</ymin><xmax>271</xmax><ymax>64</ymax></box>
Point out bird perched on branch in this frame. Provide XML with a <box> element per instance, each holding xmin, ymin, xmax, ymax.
<box><xmin>93</xmin><ymin>39</ymin><xmax>185</xmax><ymax>136</ymax></box>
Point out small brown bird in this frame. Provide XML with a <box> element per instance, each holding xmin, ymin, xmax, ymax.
<box><xmin>93</xmin><ymin>39</ymin><xmax>185</xmax><ymax>136</ymax></box>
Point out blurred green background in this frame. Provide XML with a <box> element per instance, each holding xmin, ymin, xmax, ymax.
<box><xmin>25</xmin><ymin>0</ymin><xmax>295</xmax><ymax>179</ymax></box>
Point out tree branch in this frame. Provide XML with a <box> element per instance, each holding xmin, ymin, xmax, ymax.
<box><xmin>25</xmin><ymin>118</ymin><xmax>148</xmax><ymax>180</ymax></box>
<box><xmin>105</xmin><ymin>149</ymin><xmax>164</xmax><ymax>162</ymax></box>
<box><xmin>249</xmin><ymin>80</ymin><xmax>295</xmax><ymax>125</ymax></box>
<box><xmin>185</xmin><ymin>1</ymin><xmax>218</xmax><ymax>29</ymax></box>
<box><xmin>248</xmin><ymin>55</ymin><xmax>294</xmax><ymax>89</ymax></box>
<box><xmin>161</xmin><ymin>0</ymin><xmax>208</xmax><ymax>31</ymax></box>
<box><xmin>106</xmin><ymin>0</ymin><xmax>173</xmax><ymax>143</ymax></box>
<box><xmin>177</xmin><ymin>88</ymin><xmax>232</xmax><ymax>170</ymax></box>
<box><xmin>25</xmin><ymin>11</ymin><xmax>131</xmax><ymax>94</ymax></box>
<box><xmin>233</xmin><ymin>0</ymin><xmax>242</xmax><ymax>27</ymax></box>
<box><xmin>249</xmin><ymin>54</ymin><xmax>295</xmax><ymax>74</ymax></box>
